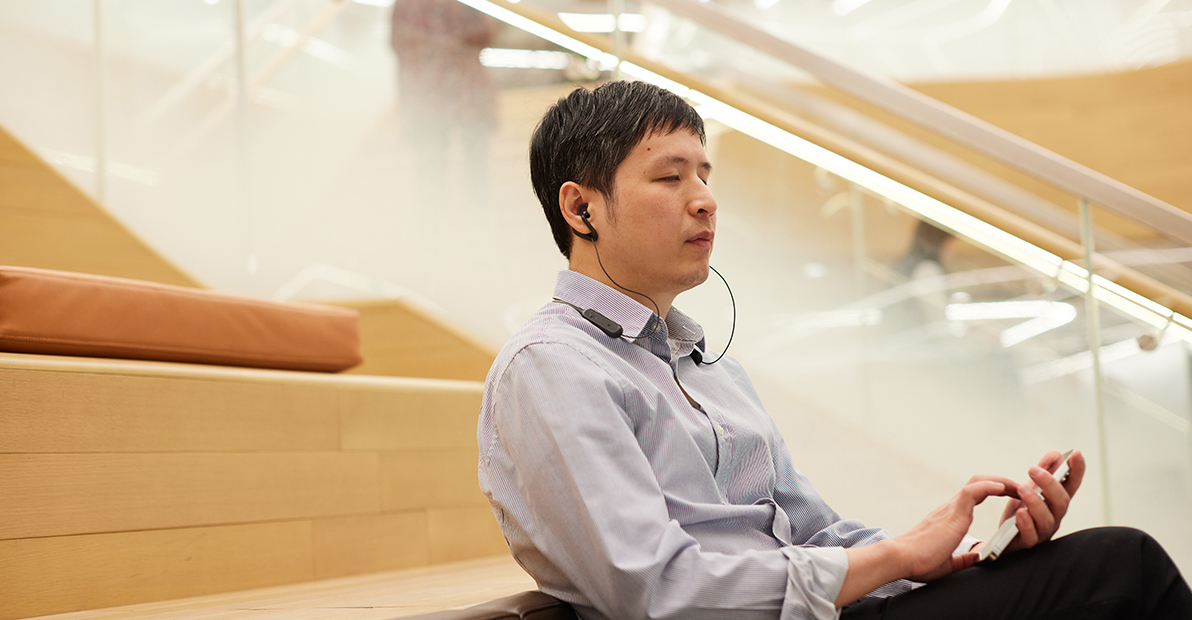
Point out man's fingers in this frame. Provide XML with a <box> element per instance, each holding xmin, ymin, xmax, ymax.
<box><xmin>1064</xmin><ymin>450</ymin><xmax>1086</xmax><ymax>497</ymax></box>
<box><xmin>960</xmin><ymin>480</ymin><xmax>1008</xmax><ymax>507</ymax></box>
<box><xmin>1031</xmin><ymin>465</ymin><xmax>1071</xmax><ymax>518</ymax></box>
<box><xmin>1017</xmin><ymin>479</ymin><xmax>1057</xmax><ymax>544</ymax></box>
<box><xmin>952</xmin><ymin>552</ymin><xmax>978</xmax><ymax>573</ymax></box>
<box><xmin>964</xmin><ymin>476</ymin><xmax>1019</xmax><ymax>499</ymax></box>
<box><xmin>968</xmin><ymin>474</ymin><xmax>1018</xmax><ymax>487</ymax></box>
<box><xmin>1036</xmin><ymin>449</ymin><xmax>1063</xmax><ymax>472</ymax></box>
<box><xmin>1015</xmin><ymin>507</ymin><xmax>1039</xmax><ymax>548</ymax></box>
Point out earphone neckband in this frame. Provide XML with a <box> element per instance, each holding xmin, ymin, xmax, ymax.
<box><xmin>560</xmin><ymin>203</ymin><xmax>736</xmax><ymax>365</ymax></box>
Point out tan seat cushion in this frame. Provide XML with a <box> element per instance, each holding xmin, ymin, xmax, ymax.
<box><xmin>0</xmin><ymin>266</ymin><xmax>361</xmax><ymax>372</ymax></box>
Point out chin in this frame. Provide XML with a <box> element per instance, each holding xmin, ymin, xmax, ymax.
<box><xmin>677</xmin><ymin>267</ymin><xmax>711</xmax><ymax>290</ymax></box>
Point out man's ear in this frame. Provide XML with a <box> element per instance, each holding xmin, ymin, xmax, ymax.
<box><xmin>558</xmin><ymin>181</ymin><xmax>593</xmax><ymax>238</ymax></box>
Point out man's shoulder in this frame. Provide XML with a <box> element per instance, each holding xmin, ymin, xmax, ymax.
<box><xmin>491</xmin><ymin>303</ymin><xmax>613</xmax><ymax>376</ymax></box>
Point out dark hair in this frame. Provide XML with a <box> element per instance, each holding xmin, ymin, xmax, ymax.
<box><xmin>530</xmin><ymin>81</ymin><xmax>706</xmax><ymax>258</ymax></box>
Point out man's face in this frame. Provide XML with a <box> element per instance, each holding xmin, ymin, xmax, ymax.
<box><xmin>593</xmin><ymin>128</ymin><xmax>717</xmax><ymax>301</ymax></box>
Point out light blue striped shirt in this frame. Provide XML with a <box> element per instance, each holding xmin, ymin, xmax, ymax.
<box><xmin>479</xmin><ymin>270</ymin><xmax>911</xmax><ymax>620</ymax></box>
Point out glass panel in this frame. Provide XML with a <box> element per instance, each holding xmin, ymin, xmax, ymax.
<box><xmin>101</xmin><ymin>0</ymin><xmax>242</xmax><ymax>286</ymax></box>
<box><xmin>1095</xmin><ymin>307</ymin><xmax>1192</xmax><ymax>567</ymax></box>
<box><xmin>2</xmin><ymin>0</ymin><xmax>1188</xmax><ymax>573</ymax></box>
<box><xmin>0</xmin><ymin>0</ymin><xmax>101</xmax><ymax>194</ymax></box>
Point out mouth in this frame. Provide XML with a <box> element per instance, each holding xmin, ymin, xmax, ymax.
<box><xmin>687</xmin><ymin>230</ymin><xmax>714</xmax><ymax>249</ymax></box>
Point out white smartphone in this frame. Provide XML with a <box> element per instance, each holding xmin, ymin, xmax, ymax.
<box><xmin>977</xmin><ymin>450</ymin><xmax>1074</xmax><ymax>563</ymax></box>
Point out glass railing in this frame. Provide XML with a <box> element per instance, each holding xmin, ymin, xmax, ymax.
<box><xmin>1</xmin><ymin>0</ymin><xmax>1188</xmax><ymax>570</ymax></box>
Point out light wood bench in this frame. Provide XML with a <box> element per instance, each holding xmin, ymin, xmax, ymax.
<box><xmin>23</xmin><ymin>556</ymin><xmax>551</xmax><ymax>620</ymax></box>
<box><xmin>0</xmin><ymin>352</ymin><xmax>512</xmax><ymax>620</ymax></box>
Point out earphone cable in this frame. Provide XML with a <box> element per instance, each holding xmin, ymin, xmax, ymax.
<box><xmin>591</xmin><ymin>238</ymin><xmax>662</xmax><ymax>320</ymax></box>
<box><xmin>699</xmin><ymin>264</ymin><xmax>736</xmax><ymax>365</ymax></box>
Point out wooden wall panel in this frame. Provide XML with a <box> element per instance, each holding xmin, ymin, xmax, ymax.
<box><xmin>795</xmin><ymin>60</ymin><xmax>1192</xmax><ymax>246</ymax></box>
<box><xmin>312</xmin><ymin>512</ymin><xmax>430</xmax><ymax>580</ymax></box>
<box><xmin>379</xmin><ymin>448</ymin><xmax>487</xmax><ymax>512</ymax></box>
<box><xmin>427</xmin><ymin>506</ymin><xmax>508</xmax><ymax>565</ymax></box>
<box><xmin>0</xmin><ymin>368</ymin><xmax>340</xmax><ymax>453</ymax></box>
<box><xmin>331</xmin><ymin>300</ymin><xmax>497</xmax><ymax>383</ymax></box>
<box><xmin>0</xmin><ymin>453</ymin><xmax>381</xmax><ymax>539</ymax></box>
<box><xmin>0</xmin><ymin>208</ymin><xmax>199</xmax><ymax>286</ymax></box>
<box><xmin>0</xmin><ymin>521</ymin><xmax>314</xmax><ymax>620</ymax></box>
<box><xmin>0</xmin><ymin>166</ymin><xmax>92</xmax><ymax>215</ymax></box>
<box><xmin>338</xmin><ymin>385</ymin><xmax>481</xmax><ymax>451</ymax></box>
<box><xmin>910</xmin><ymin>60</ymin><xmax>1192</xmax><ymax>215</ymax></box>
<box><xmin>0</xmin><ymin>130</ymin><xmax>39</xmax><ymax>165</ymax></box>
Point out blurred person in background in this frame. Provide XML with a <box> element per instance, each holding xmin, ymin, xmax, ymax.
<box><xmin>391</xmin><ymin>0</ymin><xmax>497</xmax><ymax>210</ymax></box>
<box><xmin>888</xmin><ymin>219</ymin><xmax>955</xmax><ymax>332</ymax></box>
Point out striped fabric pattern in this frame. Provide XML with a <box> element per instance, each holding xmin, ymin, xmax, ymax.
<box><xmin>478</xmin><ymin>271</ymin><xmax>913</xmax><ymax>620</ymax></box>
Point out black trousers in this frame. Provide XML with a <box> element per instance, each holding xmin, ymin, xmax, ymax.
<box><xmin>841</xmin><ymin>527</ymin><xmax>1192</xmax><ymax>620</ymax></box>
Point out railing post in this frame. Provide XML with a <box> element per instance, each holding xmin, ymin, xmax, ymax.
<box><xmin>609</xmin><ymin>0</ymin><xmax>625</xmax><ymax>79</ymax></box>
<box><xmin>234</xmin><ymin>0</ymin><xmax>257</xmax><ymax>278</ymax></box>
<box><xmin>1079</xmin><ymin>196</ymin><xmax>1113</xmax><ymax>525</ymax></box>
<box><xmin>93</xmin><ymin>0</ymin><xmax>107</xmax><ymax>205</ymax></box>
<box><xmin>849</xmin><ymin>182</ymin><xmax>866</xmax><ymax>295</ymax></box>
<box><xmin>850</xmin><ymin>182</ymin><xmax>872</xmax><ymax>424</ymax></box>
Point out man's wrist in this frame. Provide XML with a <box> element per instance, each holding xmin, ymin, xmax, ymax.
<box><xmin>837</xmin><ymin>540</ymin><xmax>906</xmax><ymax>608</ymax></box>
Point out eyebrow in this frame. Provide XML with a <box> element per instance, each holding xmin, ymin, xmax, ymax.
<box><xmin>656</xmin><ymin>155</ymin><xmax>714</xmax><ymax>174</ymax></box>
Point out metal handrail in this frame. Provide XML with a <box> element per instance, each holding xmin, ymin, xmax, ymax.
<box><xmin>647</xmin><ymin>0</ymin><xmax>1192</xmax><ymax>247</ymax></box>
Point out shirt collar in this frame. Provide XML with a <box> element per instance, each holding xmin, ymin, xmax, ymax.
<box><xmin>664</xmin><ymin>306</ymin><xmax>706</xmax><ymax>361</ymax></box>
<box><xmin>552</xmin><ymin>270</ymin><xmax>707</xmax><ymax>365</ymax></box>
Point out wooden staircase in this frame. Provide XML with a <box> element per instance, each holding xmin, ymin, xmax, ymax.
<box><xmin>0</xmin><ymin>352</ymin><xmax>509</xmax><ymax>620</ymax></box>
<box><xmin>0</xmin><ymin>125</ymin><xmax>507</xmax><ymax>619</ymax></box>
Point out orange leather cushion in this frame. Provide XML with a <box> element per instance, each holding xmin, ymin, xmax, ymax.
<box><xmin>0</xmin><ymin>266</ymin><xmax>361</xmax><ymax>372</ymax></box>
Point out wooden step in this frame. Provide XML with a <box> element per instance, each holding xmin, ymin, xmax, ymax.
<box><xmin>23</xmin><ymin>556</ymin><xmax>535</xmax><ymax>620</ymax></box>
<box><xmin>0</xmin><ymin>353</ymin><xmax>507</xmax><ymax>620</ymax></box>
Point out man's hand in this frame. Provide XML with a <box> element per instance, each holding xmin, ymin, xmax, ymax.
<box><xmin>891</xmin><ymin>476</ymin><xmax>1017</xmax><ymax>581</ymax></box>
<box><xmin>836</xmin><ymin>452</ymin><xmax>1086</xmax><ymax>609</ymax></box>
<box><xmin>836</xmin><ymin>476</ymin><xmax>1016</xmax><ymax>607</ymax></box>
<box><xmin>997</xmin><ymin>449</ymin><xmax>1085</xmax><ymax>554</ymax></box>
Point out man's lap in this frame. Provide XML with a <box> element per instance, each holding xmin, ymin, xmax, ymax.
<box><xmin>841</xmin><ymin>527</ymin><xmax>1191</xmax><ymax>620</ymax></box>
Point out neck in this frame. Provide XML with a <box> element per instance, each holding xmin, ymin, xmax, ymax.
<box><xmin>569</xmin><ymin>251</ymin><xmax>673</xmax><ymax>319</ymax></box>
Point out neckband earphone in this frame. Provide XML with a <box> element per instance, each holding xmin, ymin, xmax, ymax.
<box><xmin>557</xmin><ymin>204</ymin><xmax>736</xmax><ymax>365</ymax></box>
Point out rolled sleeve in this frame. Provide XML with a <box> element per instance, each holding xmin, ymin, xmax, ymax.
<box><xmin>781</xmin><ymin>546</ymin><xmax>848</xmax><ymax>620</ymax></box>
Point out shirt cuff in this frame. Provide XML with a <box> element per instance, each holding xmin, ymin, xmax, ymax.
<box><xmin>780</xmin><ymin>546</ymin><xmax>847</xmax><ymax>620</ymax></box>
<box><xmin>954</xmin><ymin>535</ymin><xmax>982</xmax><ymax>555</ymax></box>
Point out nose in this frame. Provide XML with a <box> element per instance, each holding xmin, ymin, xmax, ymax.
<box><xmin>691</xmin><ymin>181</ymin><xmax>717</xmax><ymax>219</ymax></box>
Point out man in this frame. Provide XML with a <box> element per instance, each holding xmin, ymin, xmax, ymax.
<box><xmin>478</xmin><ymin>80</ymin><xmax>1191</xmax><ymax>620</ymax></box>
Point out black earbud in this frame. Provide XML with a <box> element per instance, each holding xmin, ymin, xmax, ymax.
<box><xmin>575</xmin><ymin>203</ymin><xmax>598</xmax><ymax>242</ymax></box>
